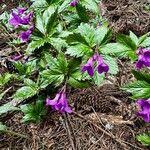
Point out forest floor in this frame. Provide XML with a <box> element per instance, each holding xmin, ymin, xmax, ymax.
<box><xmin>0</xmin><ymin>0</ymin><xmax>150</xmax><ymax>150</ymax></box>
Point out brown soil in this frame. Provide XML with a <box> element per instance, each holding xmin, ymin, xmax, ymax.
<box><xmin>100</xmin><ymin>0</ymin><xmax>150</xmax><ymax>36</ymax></box>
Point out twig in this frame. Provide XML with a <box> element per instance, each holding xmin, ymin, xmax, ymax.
<box><xmin>2</xmin><ymin>129</ymin><xmax>29</xmax><ymax>139</ymax></box>
<box><xmin>73</xmin><ymin>111</ymin><xmax>143</xmax><ymax>150</ymax></box>
<box><xmin>62</xmin><ymin>113</ymin><xmax>76</xmax><ymax>150</ymax></box>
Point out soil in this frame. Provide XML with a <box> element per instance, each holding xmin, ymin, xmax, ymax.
<box><xmin>100</xmin><ymin>0</ymin><xmax>150</xmax><ymax>36</ymax></box>
<box><xmin>0</xmin><ymin>1</ymin><xmax>150</xmax><ymax>150</ymax></box>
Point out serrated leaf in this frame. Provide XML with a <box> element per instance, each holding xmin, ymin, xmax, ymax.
<box><xmin>46</xmin><ymin>8</ymin><xmax>58</xmax><ymax>35</ymax></box>
<box><xmin>20</xmin><ymin>100</ymin><xmax>47</xmax><ymax>123</ymax></box>
<box><xmin>93</xmin><ymin>72</ymin><xmax>105</xmax><ymax>86</ymax></box>
<box><xmin>58</xmin><ymin>0</ymin><xmax>70</xmax><ymax>12</ymax></box>
<box><xmin>31</xmin><ymin>0</ymin><xmax>48</xmax><ymax>11</ymax></box>
<box><xmin>132</xmin><ymin>70</ymin><xmax>150</xmax><ymax>83</ymax></box>
<box><xmin>26</xmin><ymin>37</ymin><xmax>48</xmax><ymax>54</ymax></box>
<box><xmin>139</xmin><ymin>37</ymin><xmax>150</xmax><ymax>47</ymax></box>
<box><xmin>137</xmin><ymin>133</ymin><xmax>150</xmax><ymax>146</ymax></box>
<box><xmin>138</xmin><ymin>33</ymin><xmax>149</xmax><ymax>46</ymax></box>
<box><xmin>77</xmin><ymin>23</ymin><xmax>95</xmax><ymax>47</ymax></box>
<box><xmin>103</xmin><ymin>55</ymin><xmax>119</xmax><ymax>74</ymax></box>
<box><xmin>0</xmin><ymin>73</ymin><xmax>12</xmax><ymax>87</ymax></box>
<box><xmin>127</xmin><ymin>50</ymin><xmax>137</xmax><ymax>61</ymax></box>
<box><xmin>24</xmin><ymin>79</ymin><xmax>36</xmax><ymax>88</ymax></box>
<box><xmin>100</xmin><ymin>43</ymin><xmax>129</xmax><ymax>55</ymax></box>
<box><xmin>117</xmin><ymin>34</ymin><xmax>137</xmax><ymax>51</ymax></box>
<box><xmin>68</xmin><ymin>77</ymin><xmax>89</xmax><ymax>88</ymax></box>
<box><xmin>41</xmin><ymin>70</ymin><xmax>64</xmax><ymax>87</ymax></box>
<box><xmin>65</xmin><ymin>33</ymin><xmax>89</xmax><ymax>46</ymax></box>
<box><xmin>129</xmin><ymin>31</ymin><xmax>139</xmax><ymax>45</ymax></box>
<box><xmin>0</xmin><ymin>103</ymin><xmax>19</xmax><ymax>115</ymax></box>
<box><xmin>83</xmin><ymin>0</ymin><xmax>99</xmax><ymax>14</ymax></box>
<box><xmin>35</xmin><ymin>13</ymin><xmax>45</xmax><ymax>35</ymax></box>
<box><xmin>57</xmin><ymin>52</ymin><xmax>68</xmax><ymax>74</ymax></box>
<box><xmin>50</xmin><ymin>37</ymin><xmax>68</xmax><ymax>50</ymax></box>
<box><xmin>76</xmin><ymin>4</ymin><xmax>89</xmax><ymax>23</ymax></box>
<box><xmin>122</xmin><ymin>81</ymin><xmax>150</xmax><ymax>99</ymax></box>
<box><xmin>95</xmin><ymin>25</ymin><xmax>111</xmax><ymax>46</ymax></box>
<box><xmin>12</xmin><ymin>86</ymin><xmax>38</xmax><ymax>100</ymax></box>
<box><xmin>66</xmin><ymin>44</ymin><xmax>92</xmax><ymax>57</ymax></box>
<box><xmin>44</xmin><ymin>52</ymin><xmax>55</xmax><ymax>66</ymax></box>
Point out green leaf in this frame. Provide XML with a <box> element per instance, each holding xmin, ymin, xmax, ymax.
<box><xmin>93</xmin><ymin>72</ymin><xmax>105</xmax><ymax>86</ymax></box>
<box><xmin>50</xmin><ymin>37</ymin><xmax>68</xmax><ymax>50</ymax></box>
<box><xmin>21</xmin><ymin>100</ymin><xmax>47</xmax><ymax>123</ymax></box>
<box><xmin>14</xmin><ymin>60</ymin><xmax>36</xmax><ymax>77</ymax></box>
<box><xmin>65</xmin><ymin>33</ymin><xmax>89</xmax><ymax>46</ymax></box>
<box><xmin>35</xmin><ymin>13</ymin><xmax>45</xmax><ymax>35</ymax></box>
<box><xmin>137</xmin><ymin>133</ymin><xmax>150</xmax><ymax>146</ymax></box>
<box><xmin>103</xmin><ymin>55</ymin><xmax>119</xmax><ymax>74</ymax></box>
<box><xmin>68</xmin><ymin>77</ymin><xmax>89</xmax><ymax>88</ymax></box>
<box><xmin>139</xmin><ymin>37</ymin><xmax>150</xmax><ymax>47</ymax></box>
<box><xmin>83</xmin><ymin>0</ymin><xmax>99</xmax><ymax>14</ymax></box>
<box><xmin>41</xmin><ymin>53</ymin><xmax>68</xmax><ymax>87</ymax></box>
<box><xmin>24</xmin><ymin>79</ymin><xmax>37</xmax><ymax>88</ymax></box>
<box><xmin>122</xmin><ymin>81</ymin><xmax>150</xmax><ymax>99</ymax></box>
<box><xmin>46</xmin><ymin>8</ymin><xmax>58</xmax><ymax>35</ymax></box>
<box><xmin>44</xmin><ymin>52</ymin><xmax>55</xmax><ymax>66</ymax></box>
<box><xmin>77</xmin><ymin>23</ymin><xmax>95</xmax><ymax>47</ymax></box>
<box><xmin>45</xmin><ymin>0</ymin><xmax>51</xmax><ymax>5</ymax></box>
<box><xmin>41</xmin><ymin>70</ymin><xmax>64</xmax><ymax>87</ymax></box>
<box><xmin>0</xmin><ymin>122</ymin><xmax>7</xmax><ymax>131</ymax></box>
<box><xmin>0</xmin><ymin>73</ymin><xmax>12</xmax><ymax>87</ymax></box>
<box><xmin>129</xmin><ymin>31</ymin><xmax>139</xmax><ymax>45</ymax></box>
<box><xmin>66</xmin><ymin>44</ymin><xmax>92</xmax><ymax>57</ymax></box>
<box><xmin>76</xmin><ymin>4</ymin><xmax>89</xmax><ymax>23</ymax></box>
<box><xmin>12</xmin><ymin>86</ymin><xmax>38</xmax><ymax>101</ymax></box>
<box><xmin>127</xmin><ymin>50</ymin><xmax>137</xmax><ymax>61</ymax></box>
<box><xmin>100</xmin><ymin>43</ymin><xmax>129</xmax><ymax>55</ymax></box>
<box><xmin>138</xmin><ymin>33</ymin><xmax>149</xmax><ymax>46</ymax></box>
<box><xmin>68</xmin><ymin>58</ymin><xmax>81</xmax><ymax>77</ymax></box>
<box><xmin>57</xmin><ymin>52</ymin><xmax>68</xmax><ymax>74</ymax></box>
<box><xmin>132</xmin><ymin>70</ymin><xmax>150</xmax><ymax>83</ymax></box>
<box><xmin>95</xmin><ymin>25</ymin><xmax>111</xmax><ymax>46</ymax></box>
<box><xmin>58</xmin><ymin>0</ymin><xmax>70</xmax><ymax>12</ymax></box>
<box><xmin>0</xmin><ymin>103</ymin><xmax>19</xmax><ymax>115</ymax></box>
<box><xmin>26</xmin><ymin>37</ymin><xmax>48</xmax><ymax>54</ymax></box>
<box><xmin>117</xmin><ymin>34</ymin><xmax>137</xmax><ymax>50</ymax></box>
<box><xmin>31</xmin><ymin>0</ymin><xmax>48</xmax><ymax>11</ymax></box>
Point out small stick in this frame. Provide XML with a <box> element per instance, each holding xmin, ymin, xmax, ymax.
<box><xmin>2</xmin><ymin>129</ymin><xmax>29</xmax><ymax>139</ymax></box>
<box><xmin>63</xmin><ymin>113</ymin><xmax>76</xmax><ymax>150</ymax></box>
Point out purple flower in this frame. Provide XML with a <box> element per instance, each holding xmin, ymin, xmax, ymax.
<box><xmin>46</xmin><ymin>90</ymin><xmax>72</xmax><ymax>113</ymax></box>
<box><xmin>13</xmin><ymin>54</ymin><xmax>24</xmax><ymax>61</ymax></box>
<box><xmin>97</xmin><ymin>53</ymin><xmax>109</xmax><ymax>74</ymax></box>
<box><xmin>136</xmin><ymin>99</ymin><xmax>150</xmax><ymax>122</ymax></box>
<box><xmin>81</xmin><ymin>52</ymin><xmax>109</xmax><ymax>76</ymax></box>
<box><xmin>81</xmin><ymin>57</ymin><xmax>95</xmax><ymax>77</ymax></box>
<box><xmin>136</xmin><ymin>48</ymin><xmax>150</xmax><ymax>70</ymax></box>
<box><xmin>19</xmin><ymin>26</ymin><xmax>34</xmax><ymax>42</ymax></box>
<box><xmin>18</xmin><ymin>7</ymin><xmax>27</xmax><ymax>14</ymax></box>
<box><xmin>9</xmin><ymin>8</ymin><xmax>33</xmax><ymax>28</ymax></box>
<box><xmin>69</xmin><ymin>0</ymin><xmax>79</xmax><ymax>7</ymax></box>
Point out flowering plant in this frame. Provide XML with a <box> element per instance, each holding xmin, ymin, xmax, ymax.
<box><xmin>0</xmin><ymin>0</ymin><xmax>150</xmax><ymax>147</ymax></box>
